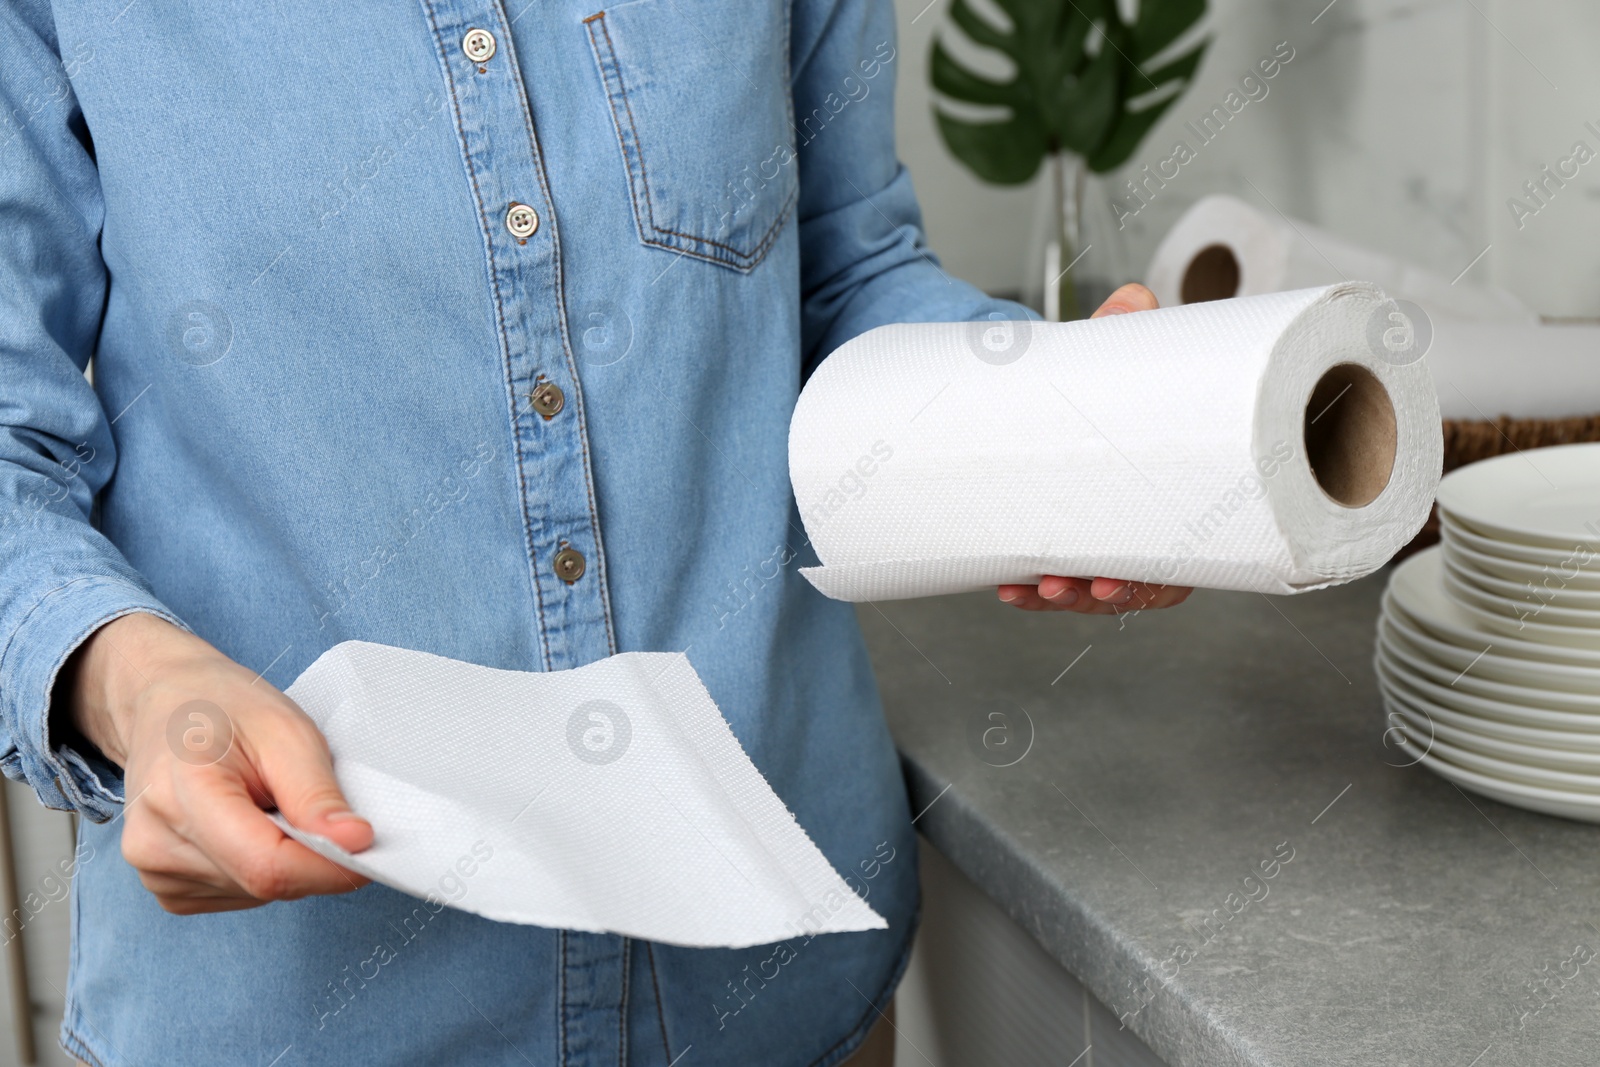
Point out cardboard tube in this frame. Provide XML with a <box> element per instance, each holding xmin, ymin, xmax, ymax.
<box><xmin>1304</xmin><ymin>363</ymin><xmax>1398</xmax><ymax>508</ymax></box>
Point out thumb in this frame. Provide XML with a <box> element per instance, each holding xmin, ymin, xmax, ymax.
<box><xmin>259</xmin><ymin>719</ymin><xmax>374</xmax><ymax>854</ymax></box>
<box><xmin>1091</xmin><ymin>282</ymin><xmax>1159</xmax><ymax>318</ymax></box>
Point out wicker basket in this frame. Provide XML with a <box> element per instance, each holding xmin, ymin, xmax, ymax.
<box><xmin>1398</xmin><ymin>413</ymin><xmax>1600</xmax><ymax>557</ymax></box>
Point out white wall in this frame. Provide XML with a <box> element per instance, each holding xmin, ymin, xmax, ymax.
<box><xmin>0</xmin><ymin>782</ymin><xmax>77</xmax><ymax>1067</ymax></box>
<box><xmin>895</xmin><ymin>0</ymin><xmax>1600</xmax><ymax>318</ymax></box>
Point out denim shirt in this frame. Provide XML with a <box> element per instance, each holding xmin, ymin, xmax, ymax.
<box><xmin>0</xmin><ymin>0</ymin><xmax>1024</xmax><ymax>1063</ymax></box>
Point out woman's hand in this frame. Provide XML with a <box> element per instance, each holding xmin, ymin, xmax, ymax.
<box><xmin>997</xmin><ymin>282</ymin><xmax>1195</xmax><ymax>616</ymax></box>
<box><xmin>65</xmin><ymin>613</ymin><xmax>373</xmax><ymax>914</ymax></box>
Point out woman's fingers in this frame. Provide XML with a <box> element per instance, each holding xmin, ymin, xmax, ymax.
<box><xmin>1090</xmin><ymin>283</ymin><xmax>1159</xmax><ymax>318</ymax></box>
<box><xmin>1037</xmin><ymin>574</ymin><xmax>1094</xmax><ymax>610</ymax></box>
<box><xmin>252</xmin><ymin>709</ymin><xmax>374</xmax><ymax>854</ymax></box>
<box><xmin>135</xmin><ymin>870</ymin><xmax>288</xmax><ymax>915</ymax></box>
<box><xmin>995</xmin><ymin>285</ymin><xmax>1174</xmax><ymax>615</ymax></box>
<box><xmin>177</xmin><ymin>770</ymin><xmax>369</xmax><ymax>902</ymax></box>
<box><xmin>129</xmin><ymin>762</ymin><xmax>369</xmax><ymax>909</ymax></box>
<box><xmin>121</xmin><ymin>688</ymin><xmax>373</xmax><ymax>912</ymax></box>
<box><xmin>999</xmin><ymin>576</ymin><xmax>1195</xmax><ymax>613</ymax></box>
<box><xmin>1086</xmin><ymin>578</ymin><xmax>1195</xmax><ymax>611</ymax></box>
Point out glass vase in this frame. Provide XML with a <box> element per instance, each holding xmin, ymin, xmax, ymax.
<box><xmin>1022</xmin><ymin>152</ymin><xmax>1132</xmax><ymax>321</ymax></box>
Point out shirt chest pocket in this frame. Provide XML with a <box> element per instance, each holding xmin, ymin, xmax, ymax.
<box><xmin>583</xmin><ymin>0</ymin><xmax>796</xmax><ymax>273</ymax></box>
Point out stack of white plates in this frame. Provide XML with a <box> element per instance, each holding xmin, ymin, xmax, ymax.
<box><xmin>1376</xmin><ymin>443</ymin><xmax>1600</xmax><ymax>822</ymax></box>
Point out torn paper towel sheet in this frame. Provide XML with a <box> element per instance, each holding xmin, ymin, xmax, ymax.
<box><xmin>789</xmin><ymin>282</ymin><xmax>1442</xmax><ymax>602</ymax></box>
<box><xmin>271</xmin><ymin>641</ymin><xmax>885</xmax><ymax>948</ymax></box>
<box><xmin>1145</xmin><ymin>194</ymin><xmax>1532</xmax><ymax>323</ymax></box>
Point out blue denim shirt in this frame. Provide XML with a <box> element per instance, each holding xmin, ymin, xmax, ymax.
<box><xmin>0</xmin><ymin>0</ymin><xmax>1023</xmax><ymax>1063</ymax></box>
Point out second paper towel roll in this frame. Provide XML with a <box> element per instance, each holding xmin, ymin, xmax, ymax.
<box><xmin>1145</xmin><ymin>196</ymin><xmax>1600</xmax><ymax>420</ymax></box>
<box><xmin>789</xmin><ymin>282</ymin><xmax>1442</xmax><ymax>601</ymax></box>
<box><xmin>1145</xmin><ymin>195</ymin><xmax>1532</xmax><ymax>322</ymax></box>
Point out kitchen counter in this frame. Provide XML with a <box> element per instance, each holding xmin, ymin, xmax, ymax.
<box><xmin>859</xmin><ymin>573</ymin><xmax>1600</xmax><ymax>1067</ymax></box>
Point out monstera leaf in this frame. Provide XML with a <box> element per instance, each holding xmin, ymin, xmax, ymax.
<box><xmin>932</xmin><ymin>0</ymin><xmax>1207</xmax><ymax>182</ymax></box>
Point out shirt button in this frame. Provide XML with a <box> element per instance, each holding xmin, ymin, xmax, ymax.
<box><xmin>553</xmin><ymin>547</ymin><xmax>586</xmax><ymax>584</ymax></box>
<box><xmin>530</xmin><ymin>381</ymin><xmax>565</xmax><ymax>419</ymax></box>
<box><xmin>462</xmin><ymin>28</ymin><xmax>497</xmax><ymax>63</ymax></box>
<box><xmin>506</xmin><ymin>202</ymin><xmax>540</xmax><ymax>240</ymax></box>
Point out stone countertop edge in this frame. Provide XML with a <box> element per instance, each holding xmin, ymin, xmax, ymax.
<box><xmin>901</xmin><ymin>752</ymin><xmax>1270</xmax><ymax>1067</ymax></box>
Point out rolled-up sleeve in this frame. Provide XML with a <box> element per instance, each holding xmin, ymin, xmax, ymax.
<box><xmin>0</xmin><ymin>0</ymin><xmax>187</xmax><ymax>821</ymax></box>
<box><xmin>792</xmin><ymin>0</ymin><xmax>1036</xmax><ymax>379</ymax></box>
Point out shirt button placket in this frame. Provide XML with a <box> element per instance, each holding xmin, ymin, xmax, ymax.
<box><xmin>428</xmin><ymin>3</ymin><xmax>623</xmax><ymax>1056</ymax></box>
<box><xmin>427</xmin><ymin>5</ymin><xmax>613</xmax><ymax>679</ymax></box>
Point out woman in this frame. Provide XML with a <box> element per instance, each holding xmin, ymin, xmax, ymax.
<box><xmin>0</xmin><ymin>0</ymin><xmax>1186</xmax><ymax>1063</ymax></box>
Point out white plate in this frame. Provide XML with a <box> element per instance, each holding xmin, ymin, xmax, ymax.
<box><xmin>1442</xmin><ymin>556</ymin><xmax>1600</xmax><ymax>627</ymax></box>
<box><xmin>1436</xmin><ymin>444</ymin><xmax>1600</xmax><ymax>550</ymax></box>
<box><xmin>1375</xmin><ymin>653</ymin><xmax>1600</xmax><ymax>732</ymax></box>
<box><xmin>1443</xmin><ymin>545</ymin><xmax>1600</xmax><ymax>607</ymax></box>
<box><xmin>1390</xmin><ymin>716</ymin><xmax>1600</xmax><ymax>794</ymax></box>
<box><xmin>1386</xmin><ymin>700</ymin><xmax>1600</xmax><ymax>773</ymax></box>
<box><xmin>1440</xmin><ymin>509</ymin><xmax>1598</xmax><ymax>561</ymax></box>
<box><xmin>1441</xmin><ymin>537</ymin><xmax>1600</xmax><ymax>593</ymax></box>
<box><xmin>1441</xmin><ymin>567</ymin><xmax>1600</xmax><ymax>644</ymax></box>
<box><xmin>1382</xmin><ymin>620</ymin><xmax>1600</xmax><ymax>713</ymax></box>
<box><xmin>1380</xmin><ymin>610</ymin><xmax>1600</xmax><ymax>693</ymax></box>
<box><xmin>1382</xmin><ymin>686</ymin><xmax>1600</xmax><ymax>755</ymax></box>
<box><xmin>1385</xmin><ymin>550</ymin><xmax>1600</xmax><ymax>666</ymax></box>
<box><xmin>1443</xmin><ymin>517</ymin><xmax>1600</xmax><ymax>577</ymax></box>
<box><xmin>1385</xmin><ymin>731</ymin><xmax>1600</xmax><ymax>823</ymax></box>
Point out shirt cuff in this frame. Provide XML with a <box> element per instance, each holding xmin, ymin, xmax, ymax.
<box><xmin>0</xmin><ymin>575</ymin><xmax>189</xmax><ymax>822</ymax></box>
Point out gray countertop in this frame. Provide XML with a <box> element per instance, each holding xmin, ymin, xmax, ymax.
<box><xmin>859</xmin><ymin>574</ymin><xmax>1600</xmax><ymax>1067</ymax></box>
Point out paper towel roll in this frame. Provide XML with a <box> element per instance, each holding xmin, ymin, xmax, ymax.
<box><xmin>788</xmin><ymin>282</ymin><xmax>1442</xmax><ymax>601</ymax></box>
<box><xmin>1424</xmin><ymin>315</ymin><xmax>1600</xmax><ymax>420</ymax></box>
<box><xmin>1146</xmin><ymin>196</ymin><xmax>1600</xmax><ymax>420</ymax></box>
<box><xmin>1146</xmin><ymin>195</ymin><xmax>1532</xmax><ymax>323</ymax></box>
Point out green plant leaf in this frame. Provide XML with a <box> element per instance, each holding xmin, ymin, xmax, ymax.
<box><xmin>1085</xmin><ymin>69</ymin><xmax>1197</xmax><ymax>173</ymax></box>
<box><xmin>1089</xmin><ymin>39</ymin><xmax>1206</xmax><ymax>170</ymax></box>
<box><xmin>1049</xmin><ymin>4</ymin><xmax>1095</xmax><ymax>68</ymax></box>
<box><xmin>1139</xmin><ymin>39</ymin><xmax>1207</xmax><ymax>90</ymax></box>
<box><xmin>931</xmin><ymin>0</ymin><xmax>1208</xmax><ymax>185</ymax></box>
<box><xmin>934</xmin><ymin>110</ymin><xmax>1049</xmax><ymax>184</ymax></box>
<box><xmin>948</xmin><ymin>0</ymin><xmax>1017</xmax><ymax>57</ymax></box>
<box><xmin>1130</xmin><ymin>0</ymin><xmax>1205</xmax><ymax>62</ymax></box>
<box><xmin>930</xmin><ymin>39</ymin><xmax>1026</xmax><ymax>107</ymax></box>
<box><xmin>1053</xmin><ymin>36</ymin><xmax>1122</xmax><ymax>156</ymax></box>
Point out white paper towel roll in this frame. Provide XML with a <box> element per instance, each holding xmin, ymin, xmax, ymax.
<box><xmin>789</xmin><ymin>283</ymin><xmax>1442</xmax><ymax>601</ymax></box>
<box><xmin>1146</xmin><ymin>195</ymin><xmax>1532</xmax><ymax>323</ymax></box>
<box><xmin>1424</xmin><ymin>315</ymin><xmax>1600</xmax><ymax>421</ymax></box>
<box><xmin>1145</xmin><ymin>196</ymin><xmax>1600</xmax><ymax>420</ymax></box>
